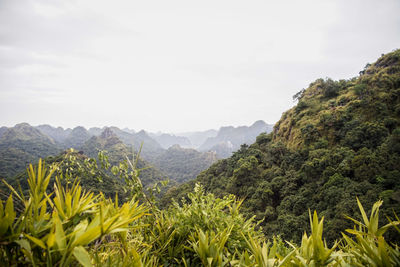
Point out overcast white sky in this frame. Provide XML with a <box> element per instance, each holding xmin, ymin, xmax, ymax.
<box><xmin>0</xmin><ymin>0</ymin><xmax>399</xmax><ymax>133</ymax></box>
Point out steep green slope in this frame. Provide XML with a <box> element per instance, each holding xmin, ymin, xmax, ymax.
<box><xmin>0</xmin><ymin>123</ymin><xmax>61</xmax><ymax>178</ymax></box>
<box><xmin>166</xmin><ymin>49</ymin><xmax>400</xmax><ymax>244</ymax></box>
<box><xmin>36</xmin><ymin>124</ymin><xmax>72</xmax><ymax>144</ymax></box>
<box><xmin>63</xmin><ymin>126</ymin><xmax>92</xmax><ymax>149</ymax></box>
<box><xmin>107</xmin><ymin>127</ymin><xmax>164</xmax><ymax>161</ymax></box>
<box><xmin>152</xmin><ymin>144</ymin><xmax>217</xmax><ymax>183</ymax></box>
<box><xmin>81</xmin><ymin>128</ymin><xmax>130</xmax><ymax>163</ymax></box>
<box><xmin>81</xmin><ymin>128</ymin><xmax>166</xmax><ymax>187</ymax></box>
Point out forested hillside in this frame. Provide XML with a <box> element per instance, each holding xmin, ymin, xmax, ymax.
<box><xmin>166</xmin><ymin>49</ymin><xmax>400</xmax><ymax>244</ymax></box>
<box><xmin>152</xmin><ymin>144</ymin><xmax>217</xmax><ymax>183</ymax></box>
<box><xmin>81</xmin><ymin>128</ymin><xmax>219</xmax><ymax>186</ymax></box>
<box><xmin>0</xmin><ymin>123</ymin><xmax>61</xmax><ymax>178</ymax></box>
<box><xmin>36</xmin><ymin>124</ymin><xmax>72</xmax><ymax>143</ymax></box>
<box><xmin>106</xmin><ymin>127</ymin><xmax>165</xmax><ymax>161</ymax></box>
<box><xmin>81</xmin><ymin>127</ymin><xmax>166</xmax><ymax>188</ymax></box>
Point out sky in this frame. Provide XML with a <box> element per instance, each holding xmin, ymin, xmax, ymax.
<box><xmin>0</xmin><ymin>0</ymin><xmax>399</xmax><ymax>133</ymax></box>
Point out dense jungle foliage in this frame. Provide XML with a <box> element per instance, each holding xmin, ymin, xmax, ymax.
<box><xmin>0</xmin><ymin>159</ymin><xmax>399</xmax><ymax>266</ymax></box>
<box><xmin>0</xmin><ymin>123</ymin><xmax>61</xmax><ymax>178</ymax></box>
<box><xmin>0</xmin><ymin>146</ymin><xmax>166</xmax><ymax>204</ymax></box>
<box><xmin>80</xmin><ymin>128</ymin><xmax>167</xmax><ymax>188</ymax></box>
<box><xmin>0</xmin><ymin>150</ymin><xmax>129</xmax><ymax>201</ymax></box>
<box><xmin>153</xmin><ymin>145</ymin><xmax>217</xmax><ymax>183</ymax></box>
<box><xmin>164</xmin><ymin>49</ymin><xmax>400</xmax><ymax>244</ymax></box>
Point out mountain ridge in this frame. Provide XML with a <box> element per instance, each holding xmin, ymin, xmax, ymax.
<box><xmin>199</xmin><ymin>120</ymin><xmax>273</xmax><ymax>157</ymax></box>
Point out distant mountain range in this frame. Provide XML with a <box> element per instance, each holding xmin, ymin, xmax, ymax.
<box><xmin>198</xmin><ymin>120</ymin><xmax>273</xmax><ymax>158</ymax></box>
<box><xmin>0</xmin><ymin>120</ymin><xmax>272</xmax><ymax>185</ymax></box>
<box><xmin>149</xmin><ymin>133</ymin><xmax>192</xmax><ymax>149</ymax></box>
<box><xmin>34</xmin><ymin>120</ymin><xmax>273</xmax><ymax>158</ymax></box>
<box><xmin>177</xmin><ymin>129</ymin><xmax>218</xmax><ymax>149</ymax></box>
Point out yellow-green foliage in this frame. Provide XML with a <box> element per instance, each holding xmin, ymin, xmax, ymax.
<box><xmin>273</xmin><ymin>49</ymin><xmax>400</xmax><ymax>149</ymax></box>
<box><xmin>174</xmin><ymin>50</ymin><xmax>399</xmax><ymax>246</ymax></box>
<box><xmin>0</xmin><ymin>159</ymin><xmax>147</xmax><ymax>266</ymax></box>
<box><xmin>1</xmin><ymin>159</ymin><xmax>399</xmax><ymax>266</ymax></box>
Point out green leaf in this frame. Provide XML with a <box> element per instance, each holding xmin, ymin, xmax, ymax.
<box><xmin>357</xmin><ymin>197</ymin><xmax>369</xmax><ymax>228</ymax></box>
<box><xmin>73</xmin><ymin>246</ymin><xmax>92</xmax><ymax>267</ymax></box>
<box><xmin>25</xmin><ymin>234</ymin><xmax>46</xmax><ymax>249</ymax></box>
<box><xmin>16</xmin><ymin>239</ymin><xmax>35</xmax><ymax>264</ymax></box>
<box><xmin>5</xmin><ymin>194</ymin><xmax>15</xmax><ymax>226</ymax></box>
<box><xmin>46</xmin><ymin>229</ymin><xmax>55</xmax><ymax>248</ymax></box>
<box><xmin>54</xmin><ymin>215</ymin><xmax>66</xmax><ymax>250</ymax></box>
<box><xmin>16</xmin><ymin>239</ymin><xmax>31</xmax><ymax>253</ymax></box>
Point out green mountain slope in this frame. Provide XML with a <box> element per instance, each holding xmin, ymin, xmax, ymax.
<box><xmin>63</xmin><ymin>126</ymin><xmax>92</xmax><ymax>149</ymax></box>
<box><xmin>81</xmin><ymin>128</ymin><xmax>166</xmax><ymax>187</ymax></box>
<box><xmin>85</xmin><ymin>128</ymin><xmax>217</xmax><ymax>185</ymax></box>
<box><xmin>81</xmin><ymin>128</ymin><xmax>129</xmax><ymax>163</ymax></box>
<box><xmin>152</xmin><ymin>144</ymin><xmax>217</xmax><ymax>183</ymax></box>
<box><xmin>166</xmin><ymin>49</ymin><xmax>400</xmax><ymax>244</ymax></box>
<box><xmin>0</xmin><ymin>123</ymin><xmax>62</xmax><ymax>178</ymax></box>
<box><xmin>106</xmin><ymin>127</ymin><xmax>164</xmax><ymax>161</ymax></box>
<box><xmin>36</xmin><ymin>124</ymin><xmax>72</xmax><ymax>144</ymax></box>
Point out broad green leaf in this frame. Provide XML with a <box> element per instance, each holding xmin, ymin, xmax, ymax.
<box><xmin>16</xmin><ymin>239</ymin><xmax>31</xmax><ymax>253</ymax></box>
<box><xmin>73</xmin><ymin>246</ymin><xmax>92</xmax><ymax>267</ymax></box>
<box><xmin>46</xmin><ymin>230</ymin><xmax>55</xmax><ymax>248</ymax></box>
<box><xmin>16</xmin><ymin>239</ymin><xmax>35</xmax><ymax>264</ymax></box>
<box><xmin>72</xmin><ymin>226</ymin><xmax>101</xmax><ymax>246</ymax></box>
<box><xmin>54</xmin><ymin>215</ymin><xmax>66</xmax><ymax>250</ymax></box>
<box><xmin>25</xmin><ymin>234</ymin><xmax>46</xmax><ymax>249</ymax></box>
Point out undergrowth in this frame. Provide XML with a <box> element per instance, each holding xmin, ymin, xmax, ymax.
<box><xmin>0</xmin><ymin>158</ymin><xmax>399</xmax><ymax>266</ymax></box>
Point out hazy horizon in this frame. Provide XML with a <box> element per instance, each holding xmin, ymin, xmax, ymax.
<box><xmin>1</xmin><ymin>0</ymin><xmax>399</xmax><ymax>132</ymax></box>
<box><xmin>1</xmin><ymin>119</ymin><xmax>271</xmax><ymax>135</ymax></box>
